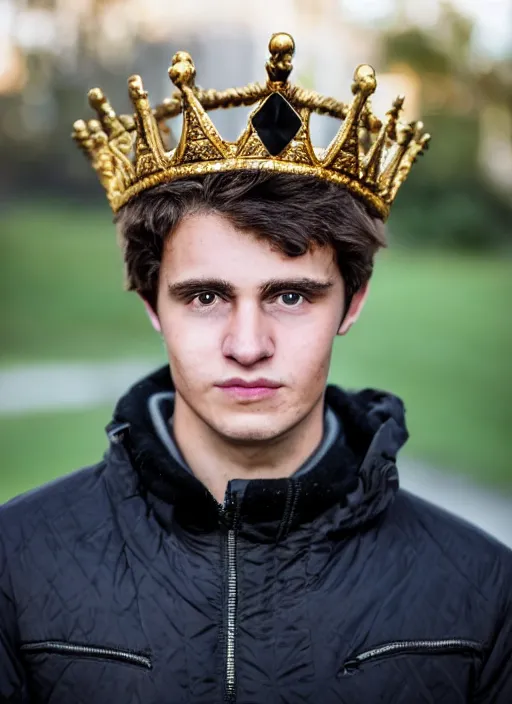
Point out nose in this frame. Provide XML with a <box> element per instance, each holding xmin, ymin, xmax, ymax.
<box><xmin>222</xmin><ymin>301</ymin><xmax>274</xmax><ymax>366</ymax></box>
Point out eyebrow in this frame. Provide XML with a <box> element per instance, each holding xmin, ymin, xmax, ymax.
<box><xmin>167</xmin><ymin>277</ymin><xmax>334</xmax><ymax>300</ymax></box>
<box><xmin>259</xmin><ymin>278</ymin><xmax>334</xmax><ymax>298</ymax></box>
<box><xmin>167</xmin><ymin>278</ymin><xmax>234</xmax><ymax>300</ymax></box>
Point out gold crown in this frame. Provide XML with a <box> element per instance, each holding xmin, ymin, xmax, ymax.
<box><xmin>72</xmin><ymin>32</ymin><xmax>430</xmax><ymax>219</ymax></box>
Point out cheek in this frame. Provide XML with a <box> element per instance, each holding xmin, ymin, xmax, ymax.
<box><xmin>159</xmin><ymin>312</ymin><xmax>220</xmax><ymax>386</ymax></box>
<box><xmin>279</xmin><ymin>307</ymin><xmax>337</xmax><ymax>360</ymax></box>
<box><xmin>279</xmin><ymin>323</ymin><xmax>335</xmax><ymax>387</ymax></box>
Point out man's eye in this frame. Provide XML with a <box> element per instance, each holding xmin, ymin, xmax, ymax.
<box><xmin>195</xmin><ymin>292</ymin><xmax>217</xmax><ymax>306</ymax></box>
<box><xmin>280</xmin><ymin>292</ymin><xmax>303</xmax><ymax>306</ymax></box>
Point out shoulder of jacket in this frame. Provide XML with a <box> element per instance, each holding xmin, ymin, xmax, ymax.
<box><xmin>0</xmin><ymin>461</ymin><xmax>109</xmax><ymax>554</ymax></box>
<box><xmin>390</xmin><ymin>489</ymin><xmax>512</xmax><ymax>595</ymax></box>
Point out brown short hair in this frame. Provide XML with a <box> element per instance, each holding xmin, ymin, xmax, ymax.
<box><xmin>115</xmin><ymin>171</ymin><xmax>387</xmax><ymax>313</ymax></box>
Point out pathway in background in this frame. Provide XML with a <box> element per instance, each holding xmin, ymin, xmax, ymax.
<box><xmin>1</xmin><ymin>361</ymin><xmax>511</xmax><ymax>548</ymax></box>
<box><xmin>0</xmin><ymin>360</ymin><xmax>158</xmax><ymax>414</ymax></box>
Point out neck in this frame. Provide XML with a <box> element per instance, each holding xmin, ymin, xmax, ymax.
<box><xmin>173</xmin><ymin>394</ymin><xmax>325</xmax><ymax>504</ymax></box>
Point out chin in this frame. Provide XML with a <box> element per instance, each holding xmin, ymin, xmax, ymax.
<box><xmin>210</xmin><ymin>413</ymin><xmax>291</xmax><ymax>444</ymax></box>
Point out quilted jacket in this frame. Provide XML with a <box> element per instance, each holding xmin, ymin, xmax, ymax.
<box><xmin>0</xmin><ymin>366</ymin><xmax>511</xmax><ymax>703</ymax></box>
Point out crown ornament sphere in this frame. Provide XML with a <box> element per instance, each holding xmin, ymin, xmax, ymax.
<box><xmin>72</xmin><ymin>32</ymin><xmax>430</xmax><ymax>219</ymax></box>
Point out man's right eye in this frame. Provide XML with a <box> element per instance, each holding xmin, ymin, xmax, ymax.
<box><xmin>195</xmin><ymin>292</ymin><xmax>217</xmax><ymax>306</ymax></box>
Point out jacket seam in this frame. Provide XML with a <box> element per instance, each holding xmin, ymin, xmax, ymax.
<box><xmin>275</xmin><ymin>480</ymin><xmax>301</xmax><ymax>542</ymax></box>
<box><xmin>471</xmin><ymin>580</ymin><xmax>512</xmax><ymax>700</ymax></box>
<box><xmin>0</xmin><ymin>515</ymin><xmax>23</xmax><ymax>647</ymax></box>
<box><xmin>276</xmin><ymin>483</ymin><xmax>294</xmax><ymax>542</ymax></box>
<box><xmin>413</xmin><ymin>511</ymin><xmax>495</xmax><ymax>606</ymax></box>
<box><xmin>286</xmin><ymin>481</ymin><xmax>301</xmax><ymax>538</ymax></box>
<box><xmin>101</xmin><ymin>452</ymin><xmax>152</xmax><ymax>664</ymax></box>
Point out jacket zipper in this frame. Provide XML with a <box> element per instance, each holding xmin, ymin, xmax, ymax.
<box><xmin>225</xmin><ymin>527</ymin><xmax>238</xmax><ymax>702</ymax></box>
<box><xmin>219</xmin><ymin>493</ymin><xmax>238</xmax><ymax>704</ymax></box>
<box><xmin>20</xmin><ymin>641</ymin><xmax>152</xmax><ymax>670</ymax></box>
<box><xmin>343</xmin><ymin>638</ymin><xmax>483</xmax><ymax>673</ymax></box>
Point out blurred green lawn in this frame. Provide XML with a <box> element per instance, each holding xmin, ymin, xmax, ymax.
<box><xmin>1</xmin><ymin>203</ymin><xmax>511</xmax><ymax>502</ymax></box>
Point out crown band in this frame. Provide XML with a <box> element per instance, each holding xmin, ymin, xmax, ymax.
<box><xmin>113</xmin><ymin>157</ymin><xmax>389</xmax><ymax>218</ymax></box>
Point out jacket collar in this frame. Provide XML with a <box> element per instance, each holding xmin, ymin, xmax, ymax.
<box><xmin>146</xmin><ymin>389</ymin><xmax>342</xmax><ymax>478</ymax></box>
<box><xmin>107</xmin><ymin>366</ymin><xmax>408</xmax><ymax>540</ymax></box>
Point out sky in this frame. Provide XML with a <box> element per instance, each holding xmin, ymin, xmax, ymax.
<box><xmin>340</xmin><ymin>0</ymin><xmax>512</xmax><ymax>58</ymax></box>
<box><xmin>1</xmin><ymin>0</ymin><xmax>511</xmax><ymax>61</ymax></box>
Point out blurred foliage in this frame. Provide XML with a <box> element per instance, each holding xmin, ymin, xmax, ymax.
<box><xmin>382</xmin><ymin>6</ymin><xmax>512</xmax><ymax>250</ymax></box>
<box><xmin>385</xmin><ymin>28</ymin><xmax>451</xmax><ymax>76</ymax></box>
<box><xmin>390</xmin><ymin>113</ymin><xmax>512</xmax><ymax>249</ymax></box>
<box><xmin>375</xmin><ymin>6</ymin><xmax>512</xmax><ymax>480</ymax></box>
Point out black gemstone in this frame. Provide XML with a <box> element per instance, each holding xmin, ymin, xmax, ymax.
<box><xmin>251</xmin><ymin>93</ymin><xmax>302</xmax><ymax>156</ymax></box>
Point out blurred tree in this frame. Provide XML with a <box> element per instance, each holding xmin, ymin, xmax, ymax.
<box><xmin>383</xmin><ymin>2</ymin><xmax>512</xmax><ymax>250</ymax></box>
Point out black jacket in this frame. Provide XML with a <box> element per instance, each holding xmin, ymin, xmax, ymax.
<box><xmin>1</xmin><ymin>366</ymin><xmax>511</xmax><ymax>703</ymax></box>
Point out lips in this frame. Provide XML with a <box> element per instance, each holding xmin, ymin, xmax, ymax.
<box><xmin>217</xmin><ymin>378</ymin><xmax>281</xmax><ymax>389</ymax></box>
<box><xmin>215</xmin><ymin>378</ymin><xmax>282</xmax><ymax>401</ymax></box>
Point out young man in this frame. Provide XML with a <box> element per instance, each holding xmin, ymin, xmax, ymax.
<box><xmin>1</xmin><ymin>33</ymin><xmax>510</xmax><ymax>704</ymax></box>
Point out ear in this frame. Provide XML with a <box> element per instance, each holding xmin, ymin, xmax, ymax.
<box><xmin>337</xmin><ymin>281</ymin><xmax>370</xmax><ymax>336</ymax></box>
<box><xmin>138</xmin><ymin>293</ymin><xmax>162</xmax><ymax>333</ymax></box>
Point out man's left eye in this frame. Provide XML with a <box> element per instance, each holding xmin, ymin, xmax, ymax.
<box><xmin>280</xmin><ymin>292</ymin><xmax>303</xmax><ymax>306</ymax></box>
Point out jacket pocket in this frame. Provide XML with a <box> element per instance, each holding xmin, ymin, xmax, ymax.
<box><xmin>342</xmin><ymin>638</ymin><xmax>483</xmax><ymax>675</ymax></box>
<box><xmin>20</xmin><ymin>641</ymin><xmax>152</xmax><ymax>670</ymax></box>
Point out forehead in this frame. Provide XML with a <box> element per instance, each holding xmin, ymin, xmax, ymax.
<box><xmin>162</xmin><ymin>212</ymin><xmax>339</xmax><ymax>283</ymax></box>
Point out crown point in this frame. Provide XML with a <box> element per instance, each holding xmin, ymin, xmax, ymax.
<box><xmin>88</xmin><ymin>87</ymin><xmax>118</xmax><ymax>125</ymax></box>
<box><xmin>269</xmin><ymin>32</ymin><xmax>295</xmax><ymax>56</ymax></box>
<box><xmin>73</xmin><ymin>119</ymin><xmax>87</xmax><ymax>133</ymax></box>
<box><xmin>128</xmin><ymin>75</ymin><xmax>147</xmax><ymax>101</ymax></box>
<box><xmin>169</xmin><ymin>53</ymin><xmax>196</xmax><ymax>89</ymax></box>
<box><xmin>119</xmin><ymin>114</ymin><xmax>135</xmax><ymax>131</ymax></box>
<box><xmin>172</xmin><ymin>51</ymin><xmax>193</xmax><ymax>66</ymax></box>
<box><xmin>398</xmin><ymin>122</ymin><xmax>414</xmax><ymax>146</ymax></box>
<box><xmin>414</xmin><ymin>121</ymin><xmax>424</xmax><ymax>134</ymax></box>
<box><xmin>355</xmin><ymin>64</ymin><xmax>375</xmax><ymax>78</ymax></box>
<box><xmin>88</xmin><ymin>87</ymin><xmax>105</xmax><ymax>107</ymax></box>
<box><xmin>392</xmin><ymin>95</ymin><xmax>405</xmax><ymax>113</ymax></box>
<box><xmin>352</xmin><ymin>64</ymin><xmax>377</xmax><ymax>95</ymax></box>
<box><xmin>266</xmin><ymin>32</ymin><xmax>295</xmax><ymax>83</ymax></box>
<box><xmin>420</xmin><ymin>133</ymin><xmax>431</xmax><ymax>150</ymax></box>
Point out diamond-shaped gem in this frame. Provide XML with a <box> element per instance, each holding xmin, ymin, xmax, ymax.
<box><xmin>251</xmin><ymin>93</ymin><xmax>302</xmax><ymax>157</ymax></box>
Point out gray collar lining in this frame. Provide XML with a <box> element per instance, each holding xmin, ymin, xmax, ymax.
<box><xmin>148</xmin><ymin>391</ymin><xmax>341</xmax><ymax>479</ymax></box>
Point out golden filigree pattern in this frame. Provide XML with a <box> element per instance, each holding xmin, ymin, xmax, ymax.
<box><xmin>236</xmin><ymin>131</ymin><xmax>271</xmax><ymax>160</ymax></box>
<box><xmin>279</xmin><ymin>108</ymin><xmax>315</xmax><ymax>166</ymax></box>
<box><xmin>281</xmin><ymin>141</ymin><xmax>315</xmax><ymax>165</ymax></box>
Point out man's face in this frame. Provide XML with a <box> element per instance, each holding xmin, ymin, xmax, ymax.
<box><xmin>155</xmin><ymin>212</ymin><xmax>348</xmax><ymax>443</ymax></box>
